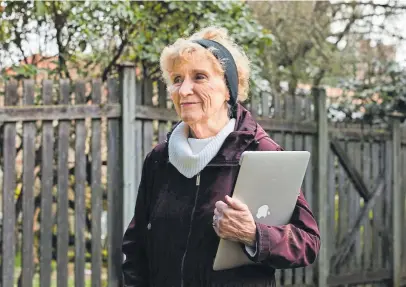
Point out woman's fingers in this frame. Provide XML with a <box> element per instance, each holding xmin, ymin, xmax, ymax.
<box><xmin>225</xmin><ymin>195</ymin><xmax>247</xmax><ymax>211</ymax></box>
<box><xmin>213</xmin><ymin>198</ymin><xmax>256</xmax><ymax>244</ymax></box>
<box><xmin>215</xmin><ymin>200</ymin><xmax>228</xmax><ymax>212</ymax></box>
<box><xmin>214</xmin><ymin>199</ymin><xmax>254</xmax><ymax>242</ymax></box>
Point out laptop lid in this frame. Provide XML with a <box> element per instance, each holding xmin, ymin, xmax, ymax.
<box><xmin>212</xmin><ymin>151</ymin><xmax>310</xmax><ymax>271</ymax></box>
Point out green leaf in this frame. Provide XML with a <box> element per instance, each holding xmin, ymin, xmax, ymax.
<box><xmin>79</xmin><ymin>40</ymin><xmax>87</xmax><ymax>52</ymax></box>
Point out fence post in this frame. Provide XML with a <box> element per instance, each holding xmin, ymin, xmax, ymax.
<box><xmin>120</xmin><ymin>63</ymin><xmax>138</xmax><ymax>232</ymax></box>
<box><xmin>312</xmin><ymin>87</ymin><xmax>329</xmax><ymax>287</ymax></box>
<box><xmin>390</xmin><ymin>113</ymin><xmax>402</xmax><ymax>287</ymax></box>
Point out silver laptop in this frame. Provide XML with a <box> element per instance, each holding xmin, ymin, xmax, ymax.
<box><xmin>212</xmin><ymin>150</ymin><xmax>310</xmax><ymax>271</ymax></box>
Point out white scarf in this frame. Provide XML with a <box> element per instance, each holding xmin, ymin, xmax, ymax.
<box><xmin>168</xmin><ymin>119</ymin><xmax>236</xmax><ymax>178</ymax></box>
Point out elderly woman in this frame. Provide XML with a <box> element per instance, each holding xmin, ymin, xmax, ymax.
<box><xmin>122</xmin><ymin>27</ymin><xmax>320</xmax><ymax>287</ymax></box>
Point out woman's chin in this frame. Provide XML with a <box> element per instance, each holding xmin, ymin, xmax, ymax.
<box><xmin>180</xmin><ymin>112</ymin><xmax>202</xmax><ymax>124</ymax></box>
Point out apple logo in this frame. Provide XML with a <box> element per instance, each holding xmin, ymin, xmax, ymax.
<box><xmin>256</xmin><ymin>205</ymin><xmax>271</xmax><ymax>219</ymax></box>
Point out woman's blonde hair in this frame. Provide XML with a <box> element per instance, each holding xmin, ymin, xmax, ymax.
<box><xmin>159</xmin><ymin>26</ymin><xmax>251</xmax><ymax>102</ymax></box>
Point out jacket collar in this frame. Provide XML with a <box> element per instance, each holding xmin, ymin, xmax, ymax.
<box><xmin>165</xmin><ymin>103</ymin><xmax>262</xmax><ymax>164</ymax></box>
<box><xmin>211</xmin><ymin>103</ymin><xmax>257</xmax><ymax>164</ymax></box>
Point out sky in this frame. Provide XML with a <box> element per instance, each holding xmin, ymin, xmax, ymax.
<box><xmin>395</xmin><ymin>17</ymin><xmax>406</xmax><ymax>64</ymax></box>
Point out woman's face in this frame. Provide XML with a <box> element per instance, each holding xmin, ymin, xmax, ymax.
<box><xmin>169</xmin><ymin>51</ymin><xmax>229</xmax><ymax>126</ymax></box>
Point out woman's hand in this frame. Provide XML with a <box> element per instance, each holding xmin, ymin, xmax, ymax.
<box><xmin>213</xmin><ymin>195</ymin><xmax>256</xmax><ymax>247</ymax></box>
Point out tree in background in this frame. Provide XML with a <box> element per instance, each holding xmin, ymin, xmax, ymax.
<box><xmin>335</xmin><ymin>43</ymin><xmax>406</xmax><ymax>123</ymax></box>
<box><xmin>0</xmin><ymin>0</ymin><xmax>272</xmax><ymax>97</ymax></box>
<box><xmin>248</xmin><ymin>0</ymin><xmax>406</xmax><ymax>121</ymax></box>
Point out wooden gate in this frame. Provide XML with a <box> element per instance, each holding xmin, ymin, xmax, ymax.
<box><xmin>326</xmin><ymin>125</ymin><xmax>406</xmax><ymax>287</ymax></box>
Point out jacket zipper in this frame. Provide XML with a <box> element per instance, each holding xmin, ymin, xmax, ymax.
<box><xmin>180</xmin><ymin>172</ymin><xmax>201</xmax><ymax>287</ymax></box>
<box><xmin>206</xmin><ymin>162</ymin><xmax>239</xmax><ymax>167</ymax></box>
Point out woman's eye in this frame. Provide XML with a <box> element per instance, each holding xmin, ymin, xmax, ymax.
<box><xmin>195</xmin><ymin>73</ymin><xmax>207</xmax><ymax>80</ymax></box>
<box><xmin>173</xmin><ymin>76</ymin><xmax>182</xmax><ymax>83</ymax></box>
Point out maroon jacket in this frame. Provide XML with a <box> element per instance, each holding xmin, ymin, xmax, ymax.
<box><xmin>122</xmin><ymin>104</ymin><xmax>320</xmax><ymax>287</ymax></box>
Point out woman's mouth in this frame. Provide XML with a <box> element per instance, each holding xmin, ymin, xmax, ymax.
<box><xmin>180</xmin><ymin>102</ymin><xmax>200</xmax><ymax>107</ymax></box>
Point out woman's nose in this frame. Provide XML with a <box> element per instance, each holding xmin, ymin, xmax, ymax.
<box><xmin>178</xmin><ymin>78</ymin><xmax>194</xmax><ymax>97</ymax></box>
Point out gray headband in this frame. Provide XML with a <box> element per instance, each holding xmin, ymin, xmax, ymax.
<box><xmin>193</xmin><ymin>39</ymin><xmax>239</xmax><ymax>111</ymax></box>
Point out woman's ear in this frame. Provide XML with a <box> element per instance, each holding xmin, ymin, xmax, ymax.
<box><xmin>225</xmin><ymin>92</ymin><xmax>230</xmax><ymax>102</ymax></box>
<box><xmin>168</xmin><ymin>86</ymin><xmax>176</xmax><ymax>100</ymax></box>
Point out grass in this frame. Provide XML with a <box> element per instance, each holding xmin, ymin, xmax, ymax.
<box><xmin>14</xmin><ymin>252</ymin><xmax>108</xmax><ymax>287</ymax></box>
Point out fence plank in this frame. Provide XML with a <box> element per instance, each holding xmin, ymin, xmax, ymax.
<box><xmin>285</xmin><ymin>95</ymin><xmax>293</xmax><ymax>121</ymax></box>
<box><xmin>292</xmin><ymin>95</ymin><xmax>305</xmax><ymax>285</ymax></box>
<box><xmin>303</xmin><ymin>99</ymin><xmax>314</xmax><ymax>284</ymax></box>
<box><xmin>1</xmin><ymin>81</ymin><xmax>18</xmax><ymax>287</ymax></box>
<box><xmin>283</xmin><ymin>134</ymin><xmax>294</xmax><ymax>285</ymax></box>
<box><xmin>294</xmin><ymin>95</ymin><xmax>302</xmax><ymax>120</ymax></box>
<box><xmin>143</xmin><ymin>122</ymin><xmax>154</xmax><ymax>158</ymax></box>
<box><xmin>372</xmin><ymin>141</ymin><xmax>382</xmax><ymax>270</ymax></box>
<box><xmin>134</xmin><ymin>78</ymin><xmax>144</xmax><ymax>193</ymax></box>
<box><xmin>353</xmin><ymin>141</ymin><xmax>362</xmax><ymax>269</ymax></box>
<box><xmin>304</xmin><ymin>96</ymin><xmax>313</xmax><ymax>121</ymax></box>
<box><xmin>21</xmin><ymin>80</ymin><xmax>36</xmax><ymax>287</ymax></box>
<box><xmin>303</xmin><ymin>140</ymin><xmax>314</xmax><ymax>211</ymax></box>
<box><xmin>158</xmin><ymin>123</ymin><xmax>168</xmax><ymax>143</ymax></box>
<box><xmin>384</xmin><ymin>139</ymin><xmax>392</xmax><ymax>269</ymax></box>
<box><xmin>107</xmin><ymin>78</ymin><xmax>123</xmax><ymax>287</ymax></box>
<box><xmin>328</xmin><ymin>149</ymin><xmax>336</xmax><ymax>270</ymax></box>
<box><xmin>74</xmin><ymin>81</ymin><xmax>87</xmax><ymax>287</ymax></box>
<box><xmin>402</xmin><ymin>130</ymin><xmax>406</xmax><ymax>273</ymax></box>
<box><xmin>272</xmin><ymin>131</ymin><xmax>283</xmax><ymax>286</ymax></box>
<box><xmin>143</xmin><ymin>79</ymin><xmax>154</xmax><ymax>159</ymax></box>
<box><xmin>40</xmin><ymin>80</ymin><xmax>54</xmax><ymax>287</ymax></box>
<box><xmin>143</xmin><ymin>78</ymin><xmax>153</xmax><ymax>106</ymax></box>
<box><xmin>57</xmin><ymin>79</ymin><xmax>70</xmax><ymax>287</ymax></box>
<box><xmin>261</xmin><ymin>92</ymin><xmax>270</xmax><ymax>117</ymax></box>
<box><xmin>402</xmin><ymin>131</ymin><xmax>406</xmax><ymax>273</ymax></box>
<box><xmin>135</xmin><ymin>120</ymin><xmax>143</xmax><ymax>188</ymax></box>
<box><xmin>313</xmin><ymin>88</ymin><xmax>329</xmax><ymax>287</ymax></box>
<box><xmin>283</xmin><ymin>95</ymin><xmax>293</xmax><ymax>285</ymax></box>
<box><xmin>273</xmin><ymin>93</ymin><xmax>282</xmax><ymax>119</ymax></box>
<box><xmin>346</xmin><ymin>141</ymin><xmax>356</xmax><ymax>271</ymax></box>
<box><xmin>304</xmin><ymin>134</ymin><xmax>314</xmax><ymax>285</ymax></box>
<box><xmin>121</xmin><ymin>66</ymin><xmax>138</xmax><ymax>230</ymax></box>
<box><xmin>91</xmin><ymin>79</ymin><xmax>103</xmax><ymax>287</ymax></box>
<box><xmin>0</xmin><ymin>103</ymin><xmax>120</xmax><ymax>122</ymax></box>
<box><xmin>391</xmin><ymin>118</ymin><xmax>402</xmax><ymax>287</ymax></box>
<box><xmin>336</xmin><ymin>139</ymin><xmax>347</xmax><ymax>274</ymax></box>
<box><xmin>250</xmin><ymin>92</ymin><xmax>258</xmax><ymax>118</ymax></box>
<box><xmin>158</xmin><ymin>81</ymin><xmax>168</xmax><ymax>143</ymax></box>
<box><xmin>158</xmin><ymin>80</ymin><xmax>167</xmax><ymax>109</ymax></box>
<box><xmin>294</xmin><ymin>130</ymin><xmax>305</xmax><ymax>285</ymax></box>
<box><xmin>362</xmin><ymin>134</ymin><xmax>372</xmax><ymax>270</ymax></box>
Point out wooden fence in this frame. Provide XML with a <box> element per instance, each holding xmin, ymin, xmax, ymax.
<box><xmin>0</xmin><ymin>78</ymin><xmax>122</xmax><ymax>287</ymax></box>
<box><xmin>0</xmin><ymin>65</ymin><xmax>405</xmax><ymax>286</ymax></box>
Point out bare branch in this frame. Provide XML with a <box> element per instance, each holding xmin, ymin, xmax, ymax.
<box><xmin>14</xmin><ymin>32</ymin><xmax>28</xmax><ymax>65</ymax></box>
<box><xmin>51</xmin><ymin>2</ymin><xmax>71</xmax><ymax>79</ymax></box>
<box><xmin>332</xmin><ymin>1</ymin><xmax>406</xmax><ymax>10</ymax></box>
<box><xmin>101</xmin><ymin>26</ymin><xmax>135</xmax><ymax>82</ymax></box>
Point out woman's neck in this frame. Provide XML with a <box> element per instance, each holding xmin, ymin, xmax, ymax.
<box><xmin>189</xmin><ymin>115</ymin><xmax>231</xmax><ymax>139</ymax></box>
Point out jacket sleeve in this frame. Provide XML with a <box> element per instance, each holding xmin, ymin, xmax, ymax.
<box><xmin>243</xmin><ymin>190</ymin><xmax>320</xmax><ymax>269</ymax></box>
<box><xmin>122</xmin><ymin>154</ymin><xmax>151</xmax><ymax>287</ymax></box>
